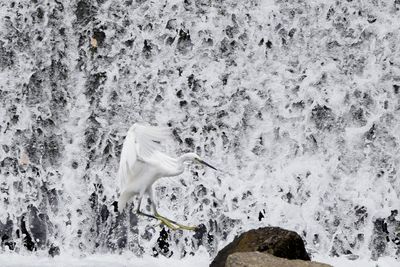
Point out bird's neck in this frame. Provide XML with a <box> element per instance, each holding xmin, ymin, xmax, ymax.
<box><xmin>178</xmin><ymin>153</ymin><xmax>196</xmax><ymax>164</ymax></box>
<box><xmin>171</xmin><ymin>153</ymin><xmax>196</xmax><ymax>176</ymax></box>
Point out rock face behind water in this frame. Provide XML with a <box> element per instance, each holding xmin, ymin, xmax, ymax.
<box><xmin>1</xmin><ymin>0</ymin><xmax>400</xmax><ymax>260</ymax></box>
<box><xmin>226</xmin><ymin>252</ymin><xmax>331</xmax><ymax>267</ymax></box>
<box><xmin>211</xmin><ymin>227</ymin><xmax>310</xmax><ymax>267</ymax></box>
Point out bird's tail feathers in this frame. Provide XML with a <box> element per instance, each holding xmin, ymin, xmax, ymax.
<box><xmin>118</xmin><ymin>190</ymin><xmax>134</xmax><ymax>212</ymax></box>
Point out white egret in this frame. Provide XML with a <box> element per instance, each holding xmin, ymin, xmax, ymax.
<box><xmin>117</xmin><ymin>123</ymin><xmax>217</xmax><ymax>230</ymax></box>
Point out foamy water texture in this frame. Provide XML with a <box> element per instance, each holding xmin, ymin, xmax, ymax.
<box><xmin>0</xmin><ymin>0</ymin><xmax>399</xmax><ymax>265</ymax></box>
<box><xmin>0</xmin><ymin>252</ymin><xmax>399</xmax><ymax>267</ymax></box>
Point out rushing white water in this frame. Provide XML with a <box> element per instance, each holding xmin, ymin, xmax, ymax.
<box><xmin>0</xmin><ymin>252</ymin><xmax>399</xmax><ymax>267</ymax></box>
<box><xmin>0</xmin><ymin>0</ymin><xmax>399</xmax><ymax>265</ymax></box>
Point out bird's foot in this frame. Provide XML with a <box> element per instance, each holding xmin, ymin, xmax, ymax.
<box><xmin>155</xmin><ymin>213</ymin><xmax>197</xmax><ymax>231</ymax></box>
<box><xmin>155</xmin><ymin>215</ymin><xmax>179</xmax><ymax>230</ymax></box>
<box><xmin>173</xmin><ymin>223</ymin><xmax>197</xmax><ymax>231</ymax></box>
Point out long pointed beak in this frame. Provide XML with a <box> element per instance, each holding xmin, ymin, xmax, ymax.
<box><xmin>195</xmin><ymin>159</ymin><xmax>218</xmax><ymax>171</ymax></box>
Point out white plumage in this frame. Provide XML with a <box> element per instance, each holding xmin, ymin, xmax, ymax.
<box><xmin>117</xmin><ymin>123</ymin><xmax>217</xmax><ymax>230</ymax></box>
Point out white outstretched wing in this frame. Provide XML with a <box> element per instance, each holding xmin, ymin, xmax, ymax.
<box><xmin>133</xmin><ymin>123</ymin><xmax>170</xmax><ymax>163</ymax></box>
<box><xmin>118</xmin><ymin>127</ymin><xmax>137</xmax><ymax>192</ymax></box>
<box><xmin>117</xmin><ymin>123</ymin><xmax>172</xmax><ymax>192</ymax></box>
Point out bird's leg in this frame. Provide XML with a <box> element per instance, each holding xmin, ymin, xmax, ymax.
<box><xmin>155</xmin><ymin>212</ymin><xmax>197</xmax><ymax>231</ymax></box>
<box><xmin>135</xmin><ymin>192</ymin><xmax>178</xmax><ymax>230</ymax></box>
<box><xmin>149</xmin><ymin>189</ymin><xmax>197</xmax><ymax>231</ymax></box>
<box><xmin>138</xmin><ymin>194</ymin><xmax>177</xmax><ymax>230</ymax></box>
<box><xmin>142</xmin><ymin>189</ymin><xmax>176</xmax><ymax>229</ymax></box>
<box><xmin>136</xmin><ymin>191</ymin><xmax>157</xmax><ymax>220</ymax></box>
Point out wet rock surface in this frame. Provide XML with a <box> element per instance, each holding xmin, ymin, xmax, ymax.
<box><xmin>211</xmin><ymin>227</ymin><xmax>310</xmax><ymax>267</ymax></box>
<box><xmin>226</xmin><ymin>252</ymin><xmax>332</xmax><ymax>267</ymax></box>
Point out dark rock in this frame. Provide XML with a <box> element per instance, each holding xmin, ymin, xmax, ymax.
<box><xmin>100</xmin><ymin>204</ymin><xmax>109</xmax><ymax>223</ymax></box>
<box><xmin>226</xmin><ymin>252</ymin><xmax>331</xmax><ymax>267</ymax></box>
<box><xmin>187</xmin><ymin>74</ymin><xmax>196</xmax><ymax>90</ymax></box>
<box><xmin>190</xmin><ymin>76</ymin><xmax>203</xmax><ymax>91</ymax></box>
<box><xmin>370</xmin><ymin>211</ymin><xmax>400</xmax><ymax>259</ymax></box>
<box><xmin>142</xmin><ymin>39</ymin><xmax>153</xmax><ymax>59</ymax></box>
<box><xmin>107</xmin><ymin>212</ymin><xmax>128</xmax><ymax>250</ymax></box>
<box><xmin>166</xmin><ymin>19</ymin><xmax>177</xmax><ymax>30</ymax></box>
<box><xmin>166</xmin><ymin>36</ymin><xmax>175</xmax><ymax>46</ymax></box>
<box><xmin>265</xmin><ymin>40</ymin><xmax>272</xmax><ymax>49</ymax></box>
<box><xmin>176</xmin><ymin>29</ymin><xmax>193</xmax><ymax>54</ymax></box>
<box><xmin>394</xmin><ymin>84</ymin><xmax>399</xmax><ymax>94</ymax></box>
<box><xmin>155</xmin><ymin>94</ymin><xmax>163</xmax><ymax>102</ymax></box>
<box><xmin>360</xmin><ymin>92</ymin><xmax>374</xmax><ymax>109</ymax></box>
<box><xmin>75</xmin><ymin>1</ymin><xmax>96</xmax><ymax>26</ymax></box>
<box><xmin>0</xmin><ymin>216</ymin><xmax>13</xmax><ymax>249</ymax></box>
<box><xmin>220</xmin><ymin>37</ymin><xmax>237</xmax><ymax>57</ymax></box>
<box><xmin>89</xmin><ymin>191</ymin><xmax>98</xmax><ymax>209</ymax></box>
<box><xmin>112</xmin><ymin>201</ymin><xmax>118</xmax><ymax>212</ymax></box>
<box><xmin>48</xmin><ymin>244</ymin><xmax>60</xmax><ymax>257</ymax></box>
<box><xmin>349</xmin><ymin>105</ymin><xmax>367</xmax><ymax>127</ymax></box>
<box><xmin>124</xmin><ymin>39</ymin><xmax>134</xmax><ymax>47</ymax></box>
<box><xmin>354</xmin><ymin>205</ymin><xmax>368</xmax><ymax>228</ymax></box>
<box><xmin>72</xmin><ymin>161</ymin><xmax>79</xmax><ymax>169</ymax></box>
<box><xmin>129</xmin><ymin>209</ymin><xmax>138</xmax><ymax>227</ymax></box>
<box><xmin>176</xmin><ymin>90</ymin><xmax>183</xmax><ymax>98</ymax></box>
<box><xmin>24</xmin><ymin>71</ymin><xmax>46</xmax><ymax>106</ymax></box>
<box><xmin>367</xmin><ymin>15</ymin><xmax>377</xmax><ymax>23</ymax></box>
<box><xmin>93</xmin><ymin>29</ymin><xmax>106</xmax><ymax>47</ymax></box>
<box><xmin>153</xmin><ymin>228</ymin><xmax>173</xmax><ymax>257</ymax></box>
<box><xmin>26</xmin><ymin>132</ymin><xmax>62</xmax><ymax>166</ymax></box>
<box><xmin>84</xmin><ymin>72</ymin><xmax>107</xmax><ymax>105</ymax></box>
<box><xmin>258</xmin><ymin>211</ymin><xmax>265</xmax><ymax>221</ymax></box>
<box><xmin>184</xmin><ymin>137</ymin><xmax>194</xmax><ymax>148</ymax></box>
<box><xmin>2</xmin><ymin>145</ymin><xmax>9</xmax><ymax>153</ymax></box>
<box><xmin>0</xmin><ymin>41</ymin><xmax>15</xmax><ymax>70</ymax></box>
<box><xmin>221</xmin><ymin>74</ymin><xmax>228</xmax><ymax>85</ymax></box>
<box><xmin>0</xmin><ymin>157</ymin><xmax>18</xmax><ymax>176</ymax></box>
<box><xmin>48</xmin><ymin>188</ymin><xmax>59</xmax><ymax>213</ymax></box>
<box><xmin>183</xmin><ymin>0</ymin><xmax>193</xmax><ymax>11</ymax></box>
<box><xmin>124</xmin><ymin>0</ymin><xmax>133</xmax><ymax>5</ymax></box>
<box><xmin>311</xmin><ymin>105</ymin><xmax>335</xmax><ymax>131</ymax></box>
<box><xmin>292</xmin><ymin>101</ymin><xmax>305</xmax><ymax>110</ymax></box>
<box><xmin>289</xmin><ymin>28</ymin><xmax>296</xmax><ymax>38</ymax></box>
<box><xmin>371</xmin><ymin>218</ymin><xmax>388</xmax><ymax>259</ymax></box>
<box><xmin>217</xmin><ymin>110</ymin><xmax>228</xmax><ymax>118</ymax></box>
<box><xmin>179</xmin><ymin>100</ymin><xmax>187</xmax><ymax>107</ymax></box>
<box><xmin>193</xmin><ymin>223</ymin><xmax>207</xmax><ymax>244</ymax></box>
<box><xmin>203</xmin><ymin>37</ymin><xmax>213</xmax><ymax>46</ymax></box>
<box><xmin>225</xmin><ymin>25</ymin><xmax>238</xmax><ymax>38</ymax></box>
<box><xmin>365</xmin><ymin>124</ymin><xmax>376</xmax><ymax>141</ymax></box>
<box><xmin>172</xmin><ymin>128</ymin><xmax>183</xmax><ymax>144</ymax></box>
<box><xmin>210</xmin><ymin>227</ymin><xmax>310</xmax><ymax>267</ymax></box>
<box><xmin>21</xmin><ymin>215</ymin><xmax>35</xmax><ymax>251</ymax></box>
<box><xmin>28</xmin><ymin>205</ymin><xmax>48</xmax><ymax>249</ymax></box>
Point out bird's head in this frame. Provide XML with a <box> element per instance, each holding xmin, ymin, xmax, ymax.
<box><xmin>186</xmin><ymin>153</ymin><xmax>218</xmax><ymax>171</ymax></box>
